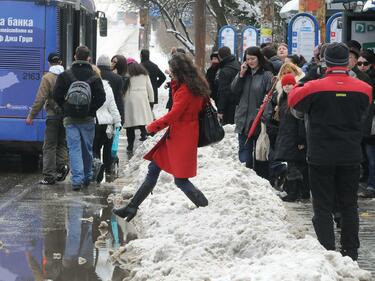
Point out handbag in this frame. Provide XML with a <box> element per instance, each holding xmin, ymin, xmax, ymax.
<box><xmin>198</xmin><ymin>99</ymin><xmax>225</xmax><ymax>147</ymax></box>
<box><xmin>255</xmin><ymin>122</ymin><xmax>270</xmax><ymax>161</ymax></box>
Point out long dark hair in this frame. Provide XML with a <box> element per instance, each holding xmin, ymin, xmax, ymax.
<box><xmin>128</xmin><ymin>62</ymin><xmax>148</xmax><ymax>77</ymax></box>
<box><xmin>111</xmin><ymin>55</ymin><xmax>127</xmax><ymax>76</ymax></box>
<box><xmin>243</xmin><ymin>46</ymin><xmax>267</xmax><ymax>71</ymax></box>
<box><xmin>168</xmin><ymin>54</ymin><xmax>209</xmax><ymax>97</ymax></box>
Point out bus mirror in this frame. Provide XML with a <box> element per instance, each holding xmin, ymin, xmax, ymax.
<box><xmin>99</xmin><ymin>17</ymin><xmax>107</xmax><ymax>37</ymax></box>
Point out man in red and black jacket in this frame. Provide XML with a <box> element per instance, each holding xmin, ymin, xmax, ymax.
<box><xmin>288</xmin><ymin>42</ymin><xmax>373</xmax><ymax>261</ymax></box>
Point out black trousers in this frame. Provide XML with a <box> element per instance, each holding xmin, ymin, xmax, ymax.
<box><xmin>93</xmin><ymin>124</ymin><xmax>113</xmax><ymax>172</ymax></box>
<box><xmin>126</xmin><ymin>126</ymin><xmax>147</xmax><ymax>150</ymax></box>
<box><xmin>309</xmin><ymin>164</ymin><xmax>360</xmax><ymax>253</ymax></box>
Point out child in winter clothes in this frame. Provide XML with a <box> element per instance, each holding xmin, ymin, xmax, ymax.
<box><xmin>273</xmin><ymin>74</ymin><xmax>309</xmax><ymax>202</ymax></box>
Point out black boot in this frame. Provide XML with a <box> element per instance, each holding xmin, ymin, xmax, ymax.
<box><xmin>281</xmin><ymin>180</ymin><xmax>298</xmax><ymax>202</ymax></box>
<box><xmin>180</xmin><ymin>186</ymin><xmax>208</xmax><ymax>207</ymax></box>
<box><xmin>113</xmin><ymin>182</ymin><xmax>154</xmax><ymax>222</ymax></box>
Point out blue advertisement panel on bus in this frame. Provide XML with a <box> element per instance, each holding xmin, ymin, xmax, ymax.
<box><xmin>0</xmin><ymin>1</ymin><xmax>46</xmax><ymax>142</ymax></box>
<box><xmin>0</xmin><ymin>1</ymin><xmax>45</xmax><ymax>115</ymax></box>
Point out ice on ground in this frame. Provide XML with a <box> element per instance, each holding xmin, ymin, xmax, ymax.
<box><xmin>117</xmin><ymin>125</ymin><xmax>371</xmax><ymax>281</ymax></box>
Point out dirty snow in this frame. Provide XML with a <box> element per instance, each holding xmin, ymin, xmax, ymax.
<box><xmin>116</xmin><ymin>120</ymin><xmax>371</xmax><ymax>281</ymax></box>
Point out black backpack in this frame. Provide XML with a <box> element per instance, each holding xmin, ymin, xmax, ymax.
<box><xmin>64</xmin><ymin>70</ymin><xmax>97</xmax><ymax>118</ymax></box>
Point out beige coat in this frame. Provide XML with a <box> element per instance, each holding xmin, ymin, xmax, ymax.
<box><xmin>28</xmin><ymin>65</ymin><xmax>64</xmax><ymax>119</ymax></box>
<box><xmin>124</xmin><ymin>74</ymin><xmax>154</xmax><ymax>128</ymax></box>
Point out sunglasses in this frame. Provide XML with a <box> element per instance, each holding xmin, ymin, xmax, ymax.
<box><xmin>357</xmin><ymin>61</ymin><xmax>370</xmax><ymax>67</ymax></box>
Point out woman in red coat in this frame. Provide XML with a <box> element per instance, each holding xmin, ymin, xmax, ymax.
<box><xmin>113</xmin><ymin>54</ymin><xmax>210</xmax><ymax>222</ymax></box>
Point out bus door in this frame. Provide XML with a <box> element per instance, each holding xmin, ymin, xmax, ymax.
<box><xmin>0</xmin><ymin>1</ymin><xmax>46</xmax><ymax>120</ymax></box>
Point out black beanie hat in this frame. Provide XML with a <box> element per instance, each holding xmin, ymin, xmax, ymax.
<box><xmin>325</xmin><ymin>42</ymin><xmax>349</xmax><ymax>67</ymax></box>
<box><xmin>210</xmin><ymin>52</ymin><xmax>219</xmax><ymax>60</ymax></box>
<box><xmin>48</xmin><ymin>52</ymin><xmax>61</xmax><ymax>64</ymax></box>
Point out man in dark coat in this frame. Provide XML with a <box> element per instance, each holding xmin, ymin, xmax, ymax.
<box><xmin>53</xmin><ymin>46</ymin><xmax>106</xmax><ymax>191</ymax></box>
<box><xmin>288</xmin><ymin>42</ymin><xmax>373</xmax><ymax>261</ymax></box>
<box><xmin>97</xmin><ymin>55</ymin><xmax>124</xmax><ymax>125</ymax></box>
<box><xmin>216</xmin><ymin>46</ymin><xmax>240</xmax><ymax>125</ymax></box>
<box><xmin>140</xmin><ymin>49</ymin><xmax>166</xmax><ymax>108</ymax></box>
<box><xmin>206</xmin><ymin>52</ymin><xmax>220</xmax><ymax>105</ymax></box>
<box><xmin>262</xmin><ymin>45</ymin><xmax>282</xmax><ymax>75</ymax></box>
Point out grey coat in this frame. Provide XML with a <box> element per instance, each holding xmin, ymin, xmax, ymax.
<box><xmin>231</xmin><ymin>68</ymin><xmax>273</xmax><ymax>134</ymax></box>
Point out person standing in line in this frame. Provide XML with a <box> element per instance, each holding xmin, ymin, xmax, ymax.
<box><xmin>276</xmin><ymin>43</ymin><xmax>288</xmax><ymax>63</ymax></box>
<box><xmin>288</xmin><ymin>42</ymin><xmax>372</xmax><ymax>261</ymax></box>
<box><xmin>91</xmin><ymin>65</ymin><xmax>121</xmax><ymax>183</ymax></box>
<box><xmin>123</xmin><ymin>58</ymin><xmax>154</xmax><ymax>156</ymax></box>
<box><xmin>272</xmin><ymin>74</ymin><xmax>308</xmax><ymax>202</ymax></box>
<box><xmin>53</xmin><ymin>46</ymin><xmax>106</xmax><ymax>191</ymax></box>
<box><xmin>216</xmin><ymin>46</ymin><xmax>240</xmax><ymax>125</ymax></box>
<box><xmin>140</xmin><ymin>49</ymin><xmax>166</xmax><ymax>109</ymax></box>
<box><xmin>357</xmin><ymin>50</ymin><xmax>375</xmax><ymax>198</ymax></box>
<box><xmin>113</xmin><ymin>54</ymin><xmax>209</xmax><ymax>222</ymax></box>
<box><xmin>96</xmin><ymin>55</ymin><xmax>124</xmax><ymax>177</ymax></box>
<box><xmin>26</xmin><ymin>52</ymin><xmax>69</xmax><ymax>185</ymax></box>
<box><xmin>97</xmin><ymin>55</ymin><xmax>124</xmax><ymax>126</ymax></box>
<box><xmin>206</xmin><ymin>51</ymin><xmax>220</xmax><ymax>105</ymax></box>
<box><xmin>231</xmin><ymin>46</ymin><xmax>273</xmax><ymax>169</ymax></box>
<box><xmin>111</xmin><ymin>54</ymin><xmax>130</xmax><ymax>95</ymax></box>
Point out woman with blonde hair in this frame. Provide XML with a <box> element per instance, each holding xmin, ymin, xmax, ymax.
<box><xmin>275</xmin><ymin>62</ymin><xmax>305</xmax><ymax>98</ymax></box>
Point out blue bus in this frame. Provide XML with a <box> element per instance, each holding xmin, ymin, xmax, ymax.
<box><xmin>0</xmin><ymin>0</ymin><xmax>106</xmax><ymax>163</ymax></box>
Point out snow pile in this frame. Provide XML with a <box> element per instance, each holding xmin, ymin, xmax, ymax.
<box><xmin>118</xmin><ymin>126</ymin><xmax>371</xmax><ymax>281</ymax></box>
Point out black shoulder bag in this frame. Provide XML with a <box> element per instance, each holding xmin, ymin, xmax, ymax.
<box><xmin>198</xmin><ymin>99</ymin><xmax>225</xmax><ymax>147</ymax></box>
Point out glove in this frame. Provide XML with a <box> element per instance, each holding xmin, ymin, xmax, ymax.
<box><xmin>115</xmin><ymin>122</ymin><xmax>122</xmax><ymax>131</ymax></box>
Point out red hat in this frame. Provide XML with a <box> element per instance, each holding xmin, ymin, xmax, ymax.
<box><xmin>281</xmin><ymin>73</ymin><xmax>296</xmax><ymax>87</ymax></box>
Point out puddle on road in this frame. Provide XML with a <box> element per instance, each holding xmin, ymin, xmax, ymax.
<box><xmin>0</xmin><ymin>184</ymin><xmax>130</xmax><ymax>281</ymax></box>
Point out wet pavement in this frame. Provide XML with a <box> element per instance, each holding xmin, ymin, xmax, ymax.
<box><xmin>0</xmin><ymin>134</ymin><xmax>135</xmax><ymax>281</ymax></box>
<box><xmin>284</xmin><ymin>197</ymin><xmax>375</xmax><ymax>278</ymax></box>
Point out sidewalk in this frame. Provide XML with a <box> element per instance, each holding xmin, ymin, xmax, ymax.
<box><xmin>284</xmin><ymin>198</ymin><xmax>375</xmax><ymax>278</ymax></box>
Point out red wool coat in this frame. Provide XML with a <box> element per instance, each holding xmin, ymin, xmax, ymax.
<box><xmin>144</xmin><ymin>82</ymin><xmax>204</xmax><ymax>178</ymax></box>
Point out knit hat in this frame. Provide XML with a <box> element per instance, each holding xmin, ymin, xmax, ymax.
<box><xmin>96</xmin><ymin>54</ymin><xmax>111</xmax><ymax>67</ymax></box>
<box><xmin>48</xmin><ymin>52</ymin><xmax>61</xmax><ymax>64</ymax></box>
<box><xmin>348</xmin><ymin>47</ymin><xmax>360</xmax><ymax>59</ymax></box>
<box><xmin>281</xmin><ymin>73</ymin><xmax>296</xmax><ymax>86</ymax></box>
<box><xmin>210</xmin><ymin>52</ymin><xmax>219</xmax><ymax>60</ymax></box>
<box><xmin>325</xmin><ymin>42</ymin><xmax>349</xmax><ymax>67</ymax></box>
<box><xmin>127</xmin><ymin>57</ymin><xmax>137</xmax><ymax>64</ymax></box>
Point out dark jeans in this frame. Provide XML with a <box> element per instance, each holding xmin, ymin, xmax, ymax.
<box><xmin>43</xmin><ymin>119</ymin><xmax>68</xmax><ymax>180</ymax></box>
<box><xmin>309</xmin><ymin>164</ymin><xmax>360</xmax><ymax>255</ymax></box>
<box><xmin>143</xmin><ymin>161</ymin><xmax>198</xmax><ymax>191</ymax></box>
<box><xmin>93</xmin><ymin>124</ymin><xmax>113</xmax><ymax>172</ymax></box>
<box><xmin>126</xmin><ymin>126</ymin><xmax>147</xmax><ymax>150</ymax></box>
<box><xmin>238</xmin><ymin>133</ymin><xmax>255</xmax><ymax>169</ymax></box>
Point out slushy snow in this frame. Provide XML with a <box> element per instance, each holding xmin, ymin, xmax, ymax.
<box><xmin>117</xmin><ymin>123</ymin><xmax>371</xmax><ymax>281</ymax></box>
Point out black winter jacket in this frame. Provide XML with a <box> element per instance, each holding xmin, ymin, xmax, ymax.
<box><xmin>141</xmin><ymin>59</ymin><xmax>166</xmax><ymax>104</ymax></box>
<box><xmin>206</xmin><ymin>64</ymin><xmax>219</xmax><ymax>104</ymax></box>
<box><xmin>268</xmin><ymin>56</ymin><xmax>283</xmax><ymax>75</ymax></box>
<box><xmin>216</xmin><ymin>55</ymin><xmax>240</xmax><ymax>113</ymax></box>
<box><xmin>231</xmin><ymin>67</ymin><xmax>273</xmax><ymax>134</ymax></box>
<box><xmin>363</xmin><ymin>67</ymin><xmax>375</xmax><ymax>144</ymax></box>
<box><xmin>288</xmin><ymin>67</ymin><xmax>372</xmax><ymax>165</ymax></box>
<box><xmin>98</xmin><ymin>65</ymin><xmax>124</xmax><ymax>125</ymax></box>
<box><xmin>53</xmin><ymin>61</ymin><xmax>106</xmax><ymax>120</ymax></box>
<box><xmin>273</xmin><ymin>92</ymin><xmax>306</xmax><ymax>162</ymax></box>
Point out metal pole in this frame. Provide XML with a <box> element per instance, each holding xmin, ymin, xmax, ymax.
<box><xmin>194</xmin><ymin>0</ymin><xmax>206</xmax><ymax>72</ymax></box>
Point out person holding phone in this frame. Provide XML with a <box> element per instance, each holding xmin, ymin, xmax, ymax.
<box><xmin>230</xmin><ymin>47</ymin><xmax>273</xmax><ymax>170</ymax></box>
